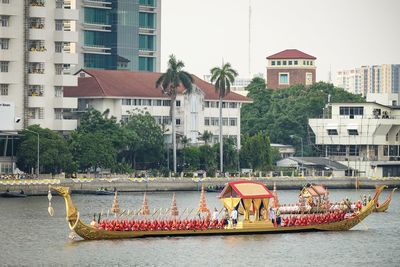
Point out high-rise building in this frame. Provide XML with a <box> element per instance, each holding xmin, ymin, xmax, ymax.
<box><xmin>335</xmin><ymin>64</ymin><xmax>400</xmax><ymax>106</ymax></box>
<box><xmin>266</xmin><ymin>49</ymin><xmax>316</xmax><ymax>89</ymax></box>
<box><xmin>0</xmin><ymin>0</ymin><xmax>79</xmax><ymax>131</ymax></box>
<box><xmin>335</xmin><ymin>68</ymin><xmax>362</xmax><ymax>95</ymax></box>
<box><xmin>78</xmin><ymin>0</ymin><xmax>161</xmax><ymax>72</ymax></box>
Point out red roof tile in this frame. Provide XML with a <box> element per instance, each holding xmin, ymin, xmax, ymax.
<box><xmin>266</xmin><ymin>49</ymin><xmax>316</xmax><ymax>60</ymax></box>
<box><xmin>64</xmin><ymin>69</ymin><xmax>250</xmax><ymax>102</ymax></box>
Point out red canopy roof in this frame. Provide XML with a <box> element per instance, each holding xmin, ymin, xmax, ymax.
<box><xmin>219</xmin><ymin>180</ymin><xmax>273</xmax><ymax>199</ymax></box>
<box><xmin>64</xmin><ymin>69</ymin><xmax>251</xmax><ymax>102</ymax></box>
<box><xmin>267</xmin><ymin>49</ymin><xmax>316</xmax><ymax>60</ymax></box>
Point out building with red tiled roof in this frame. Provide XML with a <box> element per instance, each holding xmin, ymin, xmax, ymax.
<box><xmin>266</xmin><ymin>49</ymin><xmax>317</xmax><ymax>89</ymax></box>
<box><xmin>65</xmin><ymin>69</ymin><xmax>251</xmax><ymax>147</ymax></box>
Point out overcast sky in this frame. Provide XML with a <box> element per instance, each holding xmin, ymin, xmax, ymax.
<box><xmin>160</xmin><ymin>0</ymin><xmax>400</xmax><ymax>82</ymax></box>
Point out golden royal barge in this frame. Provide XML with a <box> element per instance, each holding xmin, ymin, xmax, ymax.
<box><xmin>49</xmin><ymin>181</ymin><xmax>384</xmax><ymax>240</ymax></box>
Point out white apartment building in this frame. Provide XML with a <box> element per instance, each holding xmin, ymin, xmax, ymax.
<box><xmin>335</xmin><ymin>64</ymin><xmax>400</xmax><ymax>105</ymax></box>
<box><xmin>309</xmin><ymin>102</ymin><xmax>400</xmax><ymax>177</ymax></box>
<box><xmin>335</xmin><ymin>68</ymin><xmax>362</xmax><ymax>95</ymax></box>
<box><xmin>0</xmin><ymin>0</ymin><xmax>78</xmax><ymax>132</ymax></box>
<box><xmin>65</xmin><ymin>69</ymin><xmax>251</xmax><ymax>148</ymax></box>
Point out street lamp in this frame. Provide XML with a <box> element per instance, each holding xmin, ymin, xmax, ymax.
<box><xmin>290</xmin><ymin>135</ymin><xmax>303</xmax><ymax>176</ymax></box>
<box><xmin>25</xmin><ymin>129</ymin><xmax>39</xmax><ymax>178</ymax></box>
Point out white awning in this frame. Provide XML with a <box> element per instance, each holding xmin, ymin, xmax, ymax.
<box><xmin>326</xmin><ymin>124</ymin><xmax>338</xmax><ymax>130</ymax></box>
<box><xmin>346</xmin><ymin>125</ymin><xmax>358</xmax><ymax>130</ymax></box>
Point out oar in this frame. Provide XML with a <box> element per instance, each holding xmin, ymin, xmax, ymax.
<box><xmin>185</xmin><ymin>208</ymin><xmax>195</xmax><ymax>220</ymax></box>
<box><xmin>151</xmin><ymin>208</ymin><xmax>160</xmax><ymax>218</ymax></box>
<box><xmin>178</xmin><ymin>208</ymin><xmax>188</xmax><ymax>220</ymax></box>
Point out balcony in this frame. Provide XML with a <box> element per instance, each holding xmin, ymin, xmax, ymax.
<box><xmin>54</xmin><ymin>53</ymin><xmax>78</xmax><ymax>64</ymax></box>
<box><xmin>0</xmin><ymin>3</ymin><xmax>19</xmax><ymax>15</ymax></box>
<box><xmin>30</xmin><ymin>6</ymin><xmax>47</xmax><ymax>18</ymax></box>
<box><xmin>0</xmin><ymin>27</ymin><xmax>17</xmax><ymax>39</ymax></box>
<box><xmin>53</xmin><ymin>97</ymin><xmax>77</xmax><ymax>109</ymax></box>
<box><xmin>55</xmin><ymin>8</ymin><xmax>79</xmax><ymax>21</ymax></box>
<box><xmin>0</xmin><ymin>72</ymin><xmax>19</xmax><ymax>84</ymax></box>
<box><xmin>29</xmin><ymin>29</ymin><xmax>47</xmax><ymax>40</ymax></box>
<box><xmin>28</xmin><ymin>96</ymin><xmax>46</xmax><ymax>108</ymax></box>
<box><xmin>28</xmin><ymin>73</ymin><xmax>45</xmax><ymax>85</ymax></box>
<box><xmin>0</xmin><ymin>50</ymin><xmax>13</xmax><ymax>61</ymax></box>
<box><xmin>53</xmin><ymin>119</ymin><xmax>77</xmax><ymax>131</ymax></box>
<box><xmin>54</xmin><ymin>31</ymin><xmax>78</xmax><ymax>42</ymax></box>
<box><xmin>82</xmin><ymin>23</ymin><xmax>111</xmax><ymax>32</ymax></box>
<box><xmin>29</xmin><ymin>51</ymin><xmax>50</xmax><ymax>62</ymax></box>
<box><xmin>82</xmin><ymin>45</ymin><xmax>111</xmax><ymax>55</ymax></box>
<box><xmin>54</xmin><ymin>75</ymin><xmax>77</xmax><ymax>86</ymax></box>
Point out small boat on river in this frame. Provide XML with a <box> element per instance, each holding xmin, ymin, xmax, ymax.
<box><xmin>49</xmin><ymin>181</ymin><xmax>383</xmax><ymax>240</ymax></box>
<box><xmin>374</xmin><ymin>187</ymin><xmax>397</xmax><ymax>212</ymax></box>
<box><xmin>0</xmin><ymin>190</ymin><xmax>27</xmax><ymax>198</ymax></box>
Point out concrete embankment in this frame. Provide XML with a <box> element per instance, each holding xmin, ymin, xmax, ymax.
<box><xmin>1</xmin><ymin>177</ymin><xmax>399</xmax><ymax>196</ymax></box>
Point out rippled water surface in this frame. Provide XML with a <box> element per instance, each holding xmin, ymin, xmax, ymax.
<box><xmin>0</xmin><ymin>189</ymin><xmax>399</xmax><ymax>267</ymax></box>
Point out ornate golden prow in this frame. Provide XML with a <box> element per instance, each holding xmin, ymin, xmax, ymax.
<box><xmin>49</xmin><ymin>185</ymin><xmax>80</xmax><ymax>230</ymax></box>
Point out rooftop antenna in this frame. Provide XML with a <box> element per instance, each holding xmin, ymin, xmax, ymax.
<box><xmin>248</xmin><ymin>0</ymin><xmax>252</xmax><ymax>77</ymax></box>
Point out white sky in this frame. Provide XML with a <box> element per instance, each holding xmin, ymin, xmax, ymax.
<box><xmin>161</xmin><ymin>0</ymin><xmax>400</xmax><ymax>82</ymax></box>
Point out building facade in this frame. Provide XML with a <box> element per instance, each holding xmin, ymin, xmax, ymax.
<box><xmin>335</xmin><ymin>64</ymin><xmax>400</xmax><ymax>105</ymax></box>
<box><xmin>0</xmin><ymin>0</ymin><xmax>78</xmax><ymax>131</ymax></box>
<box><xmin>65</xmin><ymin>69</ymin><xmax>250</xmax><ymax>148</ymax></box>
<box><xmin>266</xmin><ymin>49</ymin><xmax>316</xmax><ymax>89</ymax></box>
<box><xmin>78</xmin><ymin>0</ymin><xmax>161</xmax><ymax>72</ymax></box>
<box><xmin>309</xmin><ymin>102</ymin><xmax>400</xmax><ymax>177</ymax></box>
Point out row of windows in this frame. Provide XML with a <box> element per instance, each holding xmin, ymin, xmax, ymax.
<box><xmin>383</xmin><ymin>145</ymin><xmax>400</xmax><ymax>157</ymax></box>
<box><xmin>204</xmin><ymin>101</ymin><xmax>239</xmax><ymax>109</ymax></box>
<box><xmin>204</xmin><ymin>117</ymin><xmax>238</xmax><ymax>126</ymax></box>
<box><xmin>271</xmin><ymin>60</ymin><xmax>314</xmax><ymax>66</ymax></box>
<box><xmin>327</xmin><ymin>129</ymin><xmax>359</xmax><ymax>136</ymax></box>
<box><xmin>339</xmin><ymin>106</ymin><xmax>364</xmax><ymax>116</ymax></box>
<box><xmin>122</xmin><ymin>99</ymin><xmax>172</xmax><ymax>107</ymax></box>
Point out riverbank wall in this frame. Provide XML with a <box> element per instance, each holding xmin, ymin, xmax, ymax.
<box><xmin>1</xmin><ymin>177</ymin><xmax>399</xmax><ymax>196</ymax></box>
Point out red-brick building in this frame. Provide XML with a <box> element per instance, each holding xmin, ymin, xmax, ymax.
<box><xmin>266</xmin><ymin>49</ymin><xmax>316</xmax><ymax>89</ymax></box>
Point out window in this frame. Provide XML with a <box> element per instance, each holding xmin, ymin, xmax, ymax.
<box><xmin>348</xmin><ymin>129</ymin><xmax>358</xmax><ymax>135</ymax></box>
<box><xmin>1</xmin><ymin>16</ymin><xmax>10</xmax><ymax>27</ymax></box>
<box><xmin>222</xmin><ymin>118</ymin><xmax>228</xmax><ymax>126</ymax></box>
<box><xmin>205</xmin><ymin>101</ymin><xmax>210</xmax><ymax>108</ymax></box>
<box><xmin>30</xmin><ymin>0</ymin><xmax>45</xmax><ymax>6</ymax></box>
<box><xmin>288</xmin><ymin>61</ymin><xmax>292</xmax><ymax>65</ymax></box>
<box><xmin>0</xmin><ymin>84</ymin><xmax>8</xmax><ymax>95</ymax></box>
<box><xmin>139</xmin><ymin>34</ymin><xmax>156</xmax><ymax>51</ymax></box>
<box><xmin>349</xmin><ymin>145</ymin><xmax>360</xmax><ymax>156</ymax></box>
<box><xmin>397</xmin><ymin>132</ymin><xmax>399</xmax><ymax>142</ymax></box>
<box><xmin>229</xmin><ymin>118</ymin><xmax>237</xmax><ymax>126</ymax></box>
<box><xmin>122</xmin><ymin>99</ymin><xmax>131</xmax><ymax>105</ymax></box>
<box><xmin>0</xmin><ymin>38</ymin><xmax>9</xmax><ymax>49</ymax></box>
<box><xmin>306</xmin><ymin>72</ymin><xmax>313</xmax><ymax>85</ymax></box>
<box><xmin>55</xmin><ymin>42</ymin><xmax>63</xmax><ymax>53</ymax></box>
<box><xmin>176</xmin><ymin>118</ymin><xmax>181</xmax><ymax>125</ymax></box>
<box><xmin>28</xmin><ymin>63</ymin><xmax>44</xmax><ymax>74</ymax></box>
<box><xmin>229</xmin><ymin>102</ymin><xmax>238</xmax><ymax>108</ymax></box>
<box><xmin>29</xmin><ymin>40</ymin><xmax>46</xmax><ymax>51</ymax></box>
<box><xmin>140</xmin><ymin>0</ymin><xmax>156</xmax><ymax>7</ymax></box>
<box><xmin>277</xmin><ymin>61</ymin><xmax>281</xmax><ymax>66</ymax></box>
<box><xmin>54</xmin><ymin>108</ymin><xmax>63</xmax><ymax>120</ymax></box>
<box><xmin>0</xmin><ymin>61</ymin><xmax>9</xmax><ymax>72</ymax></box>
<box><xmin>279</xmin><ymin>73</ymin><xmax>289</xmax><ymax>85</ymax></box>
<box><xmin>327</xmin><ymin>129</ymin><xmax>338</xmax><ymax>135</ymax></box>
<box><xmin>271</xmin><ymin>61</ymin><xmax>275</xmax><ymax>66</ymax></box>
<box><xmin>153</xmin><ymin>99</ymin><xmax>162</xmax><ymax>106</ymax></box>
<box><xmin>2</xmin><ymin>0</ymin><xmax>10</xmax><ymax>4</ymax></box>
<box><xmin>162</xmin><ymin>100</ymin><xmax>170</xmax><ymax>106</ymax></box>
<box><xmin>386</xmin><ymin>133</ymin><xmax>389</xmax><ymax>142</ymax></box>
<box><xmin>29</xmin><ymin>17</ymin><xmax>45</xmax><ymax>29</ymax></box>
<box><xmin>204</xmin><ymin>117</ymin><xmax>210</xmax><ymax>126</ymax></box>
<box><xmin>139</xmin><ymin>56</ymin><xmax>155</xmax><ymax>72</ymax></box>
<box><xmin>162</xmin><ymin>116</ymin><xmax>171</xmax><ymax>125</ymax></box>
<box><xmin>310</xmin><ymin>61</ymin><xmax>313</xmax><ymax>66</ymax></box>
<box><xmin>55</xmin><ymin>64</ymin><xmax>70</xmax><ymax>75</ymax></box>
<box><xmin>55</xmin><ymin>86</ymin><xmax>63</xmax><ymax>97</ymax></box>
<box><xmin>303</xmin><ymin>60</ymin><xmax>306</xmax><ymax>65</ymax></box>
<box><xmin>283</xmin><ymin>61</ymin><xmax>287</xmax><ymax>65</ymax></box>
<box><xmin>139</xmin><ymin>12</ymin><xmax>156</xmax><ymax>29</ymax></box>
<box><xmin>211</xmin><ymin>118</ymin><xmax>219</xmax><ymax>126</ymax></box>
<box><xmin>294</xmin><ymin>60</ymin><xmax>298</xmax><ymax>65</ymax></box>
<box><xmin>222</xmin><ymin>102</ymin><xmax>227</xmax><ymax>108</ymax></box>
<box><xmin>176</xmin><ymin>100</ymin><xmax>181</xmax><ymax>107</ymax></box>
<box><xmin>339</xmin><ymin>106</ymin><xmax>364</xmax><ymax>118</ymax></box>
<box><xmin>28</xmin><ymin>85</ymin><xmax>44</xmax><ymax>96</ymax></box>
<box><xmin>28</xmin><ymin>108</ymin><xmax>44</xmax><ymax>119</ymax></box>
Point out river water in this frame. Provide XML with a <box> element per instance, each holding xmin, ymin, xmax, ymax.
<box><xmin>0</xmin><ymin>189</ymin><xmax>399</xmax><ymax>267</ymax></box>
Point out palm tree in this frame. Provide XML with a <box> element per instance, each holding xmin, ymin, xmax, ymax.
<box><xmin>199</xmin><ymin>130</ymin><xmax>212</xmax><ymax>146</ymax></box>
<box><xmin>210</xmin><ymin>62</ymin><xmax>238</xmax><ymax>173</ymax></box>
<box><xmin>156</xmin><ymin>55</ymin><xmax>193</xmax><ymax>174</ymax></box>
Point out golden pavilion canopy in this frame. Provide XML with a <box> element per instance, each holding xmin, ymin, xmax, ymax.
<box><xmin>219</xmin><ymin>181</ymin><xmax>274</xmax><ymax>221</ymax></box>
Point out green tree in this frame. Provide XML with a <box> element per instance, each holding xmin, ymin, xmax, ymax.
<box><xmin>156</xmin><ymin>55</ymin><xmax>193</xmax><ymax>173</ymax></box>
<box><xmin>210</xmin><ymin>62</ymin><xmax>238</xmax><ymax>173</ymax></box>
<box><xmin>240</xmin><ymin>132</ymin><xmax>272</xmax><ymax>171</ymax></box>
<box><xmin>121</xmin><ymin>112</ymin><xmax>165</xmax><ymax>169</ymax></box>
<box><xmin>241</xmin><ymin>80</ymin><xmax>365</xmax><ymax>155</ymax></box>
<box><xmin>199</xmin><ymin>130</ymin><xmax>212</xmax><ymax>145</ymax></box>
<box><xmin>16</xmin><ymin>125</ymin><xmax>74</xmax><ymax>174</ymax></box>
<box><xmin>69</xmin><ymin>108</ymin><xmax>124</xmax><ymax>173</ymax></box>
